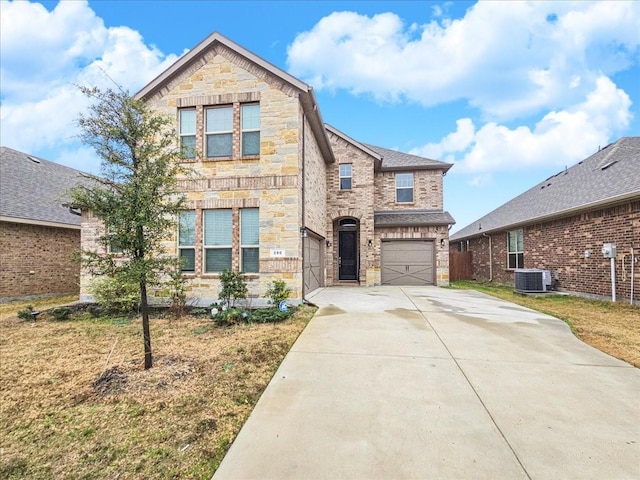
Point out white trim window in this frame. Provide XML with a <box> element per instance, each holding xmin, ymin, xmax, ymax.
<box><xmin>179</xmin><ymin>109</ymin><xmax>196</xmax><ymax>159</ymax></box>
<box><xmin>178</xmin><ymin>210</ymin><xmax>196</xmax><ymax>272</ymax></box>
<box><xmin>205</xmin><ymin>106</ymin><xmax>233</xmax><ymax>158</ymax></box>
<box><xmin>507</xmin><ymin>229</ymin><xmax>524</xmax><ymax>269</ymax></box>
<box><xmin>203</xmin><ymin>209</ymin><xmax>232</xmax><ymax>272</ymax></box>
<box><xmin>339</xmin><ymin>164</ymin><xmax>352</xmax><ymax>190</ymax></box>
<box><xmin>240</xmin><ymin>208</ymin><xmax>259</xmax><ymax>273</ymax></box>
<box><xmin>396</xmin><ymin>173</ymin><xmax>414</xmax><ymax>203</ymax></box>
<box><xmin>241</xmin><ymin>104</ymin><xmax>260</xmax><ymax>156</ymax></box>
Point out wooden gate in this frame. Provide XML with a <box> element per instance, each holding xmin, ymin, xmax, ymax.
<box><xmin>449</xmin><ymin>251</ymin><xmax>473</xmax><ymax>281</ymax></box>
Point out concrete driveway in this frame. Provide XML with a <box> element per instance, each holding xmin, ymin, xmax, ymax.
<box><xmin>213</xmin><ymin>286</ymin><xmax>640</xmax><ymax>480</ymax></box>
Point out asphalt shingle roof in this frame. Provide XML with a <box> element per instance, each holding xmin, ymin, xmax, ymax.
<box><xmin>365</xmin><ymin>144</ymin><xmax>453</xmax><ymax>172</ymax></box>
<box><xmin>451</xmin><ymin>137</ymin><xmax>640</xmax><ymax>241</ymax></box>
<box><xmin>375</xmin><ymin>210</ymin><xmax>456</xmax><ymax>227</ymax></box>
<box><xmin>0</xmin><ymin>146</ymin><xmax>90</xmax><ymax>227</ymax></box>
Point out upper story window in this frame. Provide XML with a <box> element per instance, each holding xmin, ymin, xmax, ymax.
<box><xmin>203</xmin><ymin>209</ymin><xmax>232</xmax><ymax>272</ymax></box>
<box><xmin>396</xmin><ymin>173</ymin><xmax>414</xmax><ymax>203</ymax></box>
<box><xmin>179</xmin><ymin>109</ymin><xmax>196</xmax><ymax>159</ymax></box>
<box><xmin>507</xmin><ymin>229</ymin><xmax>524</xmax><ymax>269</ymax></box>
<box><xmin>339</xmin><ymin>164</ymin><xmax>352</xmax><ymax>190</ymax></box>
<box><xmin>240</xmin><ymin>208</ymin><xmax>259</xmax><ymax>273</ymax></box>
<box><xmin>178</xmin><ymin>210</ymin><xmax>196</xmax><ymax>272</ymax></box>
<box><xmin>205</xmin><ymin>106</ymin><xmax>233</xmax><ymax>158</ymax></box>
<box><xmin>241</xmin><ymin>104</ymin><xmax>260</xmax><ymax>156</ymax></box>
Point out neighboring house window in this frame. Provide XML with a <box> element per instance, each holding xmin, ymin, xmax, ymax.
<box><xmin>204</xmin><ymin>209</ymin><xmax>232</xmax><ymax>272</ymax></box>
<box><xmin>241</xmin><ymin>104</ymin><xmax>260</xmax><ymax>156</ymax></box>
<box><xmin>178</xmin><ymin>210</ymin><xmax>196</xmax><ymax>272</ymax></box>
<box><xmin>339</xmin><ymin>164</ymin><xmax>352</xmax><ymax>190</ymax></box>
<box><xmin>241</xmin><ymin>208</ymin><xmax>259</xmax><ymax>273</ymax></box>
<box><xmin>205</xmin><ymin>106</ymin><xmax>233</xmax><ymax>157</ymax></box>
<box><xmin>507</xmin><ymin>229</ymin><xmax>524</xmax><ymax>269</ymax></box>
<box><xmin>396</xmin><ymin>173</ymin><xmax>414</xmax><ymax>203</ymax></box>
<box><xmin>108</xmin><ymin>239</ymin><xmax>123</xmax><ymax>254</ymax></box>
<box><xmin>179</xmin><ymin>109</ymin><xmax>196</xmax><ymax>159</ymax></box>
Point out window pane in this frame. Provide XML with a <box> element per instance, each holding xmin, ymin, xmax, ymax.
<box><xmin>206</xmin><ymin>107</ymin><xmax>232</xmax><ymax>132</ymax></box>
<box><xmin>508</xmin><ymin>253</ymin><xmax>517</xmax><ymax>269</ymax></box>
<box><xmin>179</xmin><ymin>211</ymin><xmax>195</xmax><ymax>246</ymax></box>
<box><xmin>205</xmin><ymin>248</ymin><xmax>232</xmax><ymax>272</ymax></box>
<box><xmin>242</xmin><ymin>247</ymin><xmax>259</xmax><ymax>273</ymax></box>
<box><xmin>207</xmin><ymin>133</ymin><xmax>232</xmax><ymax>157</ymax></box>
<box><xmin>516</xmin><ymin>231</ymin><xmax>524</xmax><ymax>251</ymax></box>
<box><xmin>508</xmin><ymin>231</ymin><xmax>516</xmax><ymax>252</ymax></box>
<box><xmin>180</xmin><ymin>248</ymin><xmax>195</xmax><ymax>272</ymax></box>
<box><xmin>517</xmin><ymin>253</ymin><xmax>524</xmax><ymax>269</ymax></box>
<box><xmin>397</xmin><ymin>188</ymin><xmax>413</xmax><ymax>203</ymax></box>
<box><xmin>204</xmin><ymin>209</ymin><xmax>232</xmax><ymax>245</ymax></box>
<box><xmin>340</xmin><ymin>178</ymin><xmax>352</xmax><ymax>190</ymax></box>
<box><xmin>180</xmin><ymin>136</ymin><xmax>196</xmax><ymax>159</ymax></box>
<box><xmin>396</xmin><ymin>173</ymin><xmax>413</xmax><ymax>188</ymax></box>
<box><xmin>242</xmin><ymin>104</ymin><xmax>260</xmax><ymax>130</ymax></box>
<box><xmin>241</xmin><ymin>208</ymin><xmax>259</xmax><ymax>245</ymax></box>
<box><xmin>339</xmin><ymin>164</ymin><xmax>352</xmax><ymax>177</ymax></box>
<box><xmin>180</xmin><ymin>109</ymin><xmax>196</xmax><ymax>134</ymax></box>
<box><xmin>242</xmin><ymin>131</ymin><xmax>260</xmax><ymax>156</ymax></box>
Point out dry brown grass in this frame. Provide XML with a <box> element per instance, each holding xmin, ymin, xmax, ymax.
<box><xmin>452</xmin><ymin>281</ymin><xmax>640</xmax><ymax>367</ymax></box>
<box><xmin>0</xmin><ymin>299</ymin><xmax>314</xmax><ymax>479</ymax></box>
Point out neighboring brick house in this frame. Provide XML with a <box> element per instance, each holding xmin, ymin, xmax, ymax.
<box><xmin>79</xmin><ymin>32</ymin><xmax>454</xmax><ymax>305</ymax></box>
<box><xmin>0</xmin><ymin>147</ymin><xmax>87</xmax><ymax>300</ymax></box>
<box><xmin>450</xmin><ymin>137</ymin><xmax>640</xmax><ymax>303</ymax></box>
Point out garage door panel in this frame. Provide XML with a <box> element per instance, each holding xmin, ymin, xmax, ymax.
<box><xmin>381</xmin><ymin>241</ymin><xmax>434</xmax><ymax>286</ymax></box>
<box><xmin>304</xmin><ymin>235</ymin><xmax>323</xmax><ymax>293</ymax></box>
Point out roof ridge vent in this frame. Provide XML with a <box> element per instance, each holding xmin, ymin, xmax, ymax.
<box><xmin>27</xmin><ymin>155</ymin><xmax>41</xmax><ymax>164</ymax></box>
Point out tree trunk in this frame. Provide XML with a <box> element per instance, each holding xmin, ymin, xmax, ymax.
<box><xmin>140</xmin><ymin>281</ymin><xmax>153</xmax><ymax>369</ymax></box>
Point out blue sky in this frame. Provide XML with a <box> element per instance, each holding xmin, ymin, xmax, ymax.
<box><xmin>1</xmin><ymin>1</ymin><xmax>639</xmax><ymax>233</ymax></box>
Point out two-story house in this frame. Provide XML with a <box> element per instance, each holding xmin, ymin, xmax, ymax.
<box><xmin>79</xmin><ymin>32</ymin><xmax>454</xmax><ymax>305</ymax></box>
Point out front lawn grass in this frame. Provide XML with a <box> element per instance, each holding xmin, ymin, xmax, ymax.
<box><xmin>451</xmin><ymin>281</ymin><xmax>639</xmax><ymax>368</ymax></box>
<box><xmin>0</xmin><ymin>299</ymin><xmax>314</xmax><ymax>479</ymax></box>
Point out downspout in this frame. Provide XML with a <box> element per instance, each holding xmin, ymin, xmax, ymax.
<box><xmin>482</xmin><ymin>233</ymin><xmax>493</xmax><ymax>282</ymax></box>
<box><xmin>301</xmin><ymin>112</ymin><xmax>306</xmax><ymax>302</ymax></box>
<box><xmin>631</xmin><ymin>246</ymin><xmax>635</xmax><ymax>306</ymax></box>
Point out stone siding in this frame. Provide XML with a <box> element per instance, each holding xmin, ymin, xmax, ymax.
<box><xmin>1</xmin><ymin>221</ymin><xmax>80</xmax><ymax>300</ymax></box>
<box><xmin>458</xmin><ymin>199</ymin><xmax>640</xmax><ymax>302</ymax></box>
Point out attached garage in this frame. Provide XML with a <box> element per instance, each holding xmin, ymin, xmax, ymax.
<box><xmin>381</xmin><ymin>240</ymin><xmax>434</xmax><ymax>285</ymax></box>
<box><xmin>303</xmin><ymin>232</ymin><xmax>324</xmax><ymax>294</ymax></box>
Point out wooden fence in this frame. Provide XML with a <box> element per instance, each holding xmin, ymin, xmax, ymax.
<box><xmin>449</xmin><ymin>251</ymin><xmax>473</xmax><ymax>281</ymax></box>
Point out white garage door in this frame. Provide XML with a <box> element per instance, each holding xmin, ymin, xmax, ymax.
<box><xmin>303</xmin><ymin>233</ymin><xmax>323</xmax><ymax>293</ymax></box>
<box><xmin>381</xmin><ymin>240</ymin><xmax>434</xmax><ymax>286</ymax></box>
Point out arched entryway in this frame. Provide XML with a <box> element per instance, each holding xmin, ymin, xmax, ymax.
<box><xmin>337</xmin><ymin>217</ymin><xmax>359</xmax><ymax>281</ymax></box>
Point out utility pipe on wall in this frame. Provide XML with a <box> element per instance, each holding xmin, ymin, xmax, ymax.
<box><xmin>631</xmin><ymin>247</ymin><xmax>635</xmax><ymax>306</ymax></box>
<box><xmin>482</xmin><ymin>232</ymin><xmax>492</xmax><ymax>281</ymax></box>
<box><xmin>610</xmin><ymin>257</ymin><xmax>617</xmax><ymax>302</ymax></box>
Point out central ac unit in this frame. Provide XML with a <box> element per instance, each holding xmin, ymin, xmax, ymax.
<box><xmin>514</xmin><ymin>269</ymin><xmax>552</xmax><ymax>293</ymax></box>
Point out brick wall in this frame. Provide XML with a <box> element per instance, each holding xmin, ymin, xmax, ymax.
<box><xmin>459</xmin><ymin>199</ymin><xmax>640</xmax><ymax>302</ymax></box>
<box><xmin>326</xmin><ymin>131</ymin><xmax>376</xmax><ymax>285</ymax></box>
<box><xmin>1</xmin><ymin>221</ymin><xmax>80</xmax><ymax>299</ymax></box>
<box><xmin>375</xmin><ymin>169</ymin><xmax>444</xmax><ymax>210</ymax></box>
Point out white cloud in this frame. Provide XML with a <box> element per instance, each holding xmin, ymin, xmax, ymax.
<box><xmin>286</xmin><ymin>2</ymin><xmax>640</xmax><ymax>121</ymax></box>
<box><xmin>0</xmin><ymin>0</ymin><xmax>181</xmax><ymax>171</ymax></box>
<box><xmin>411</xmin><ymin>76</ymin><xmax>632</xmax><ymax>174</ymax></box>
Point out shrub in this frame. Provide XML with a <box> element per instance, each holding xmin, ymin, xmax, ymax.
<box><xmin>218</xmin><ymin>270</ymin><xmax>247</xmax><ymax>308</ymax></box>
<box><xmin>17</xmin><ymin>305</ymin><xmax>35</xmax><ymax>321</ymax></box>
<box><xmin>167</xmin><ymin>261</ymin><xmax>189</xmax><ymax>316</ymax></box>
<box><xmin>264</xmin><ymin>280</ymin><xmax>291</xmax><ymax>307</ymax></box>
<box><xmin>90</xmin><ymin>276</ymin><xmax>140</xmax><ymax>313</ymax></box>
<box><xmin>213</xmin><ymin>307</ymin><xmax>248</xmax><ymax>326</ymax></box>
<box><xmin>248</xmin><ymin>307</ymin><xmax>295</xmax><ymax>324</ymax></box>
<box><xmin>50</xmin><ymin>307</ymin><xmax>71</xmax><ymax>321</ymax></box>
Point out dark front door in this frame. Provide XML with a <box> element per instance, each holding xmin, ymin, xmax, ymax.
<box><xmin>339</xmin><ymin>230</ymin><xmax>358</xmax><ymax>280</ymax></box>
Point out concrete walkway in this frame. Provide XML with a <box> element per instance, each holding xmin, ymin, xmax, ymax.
<box><xmin>213</xmin><ymin>286</ymin><xmax>640</xmax><ymax>480</ymax></box>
